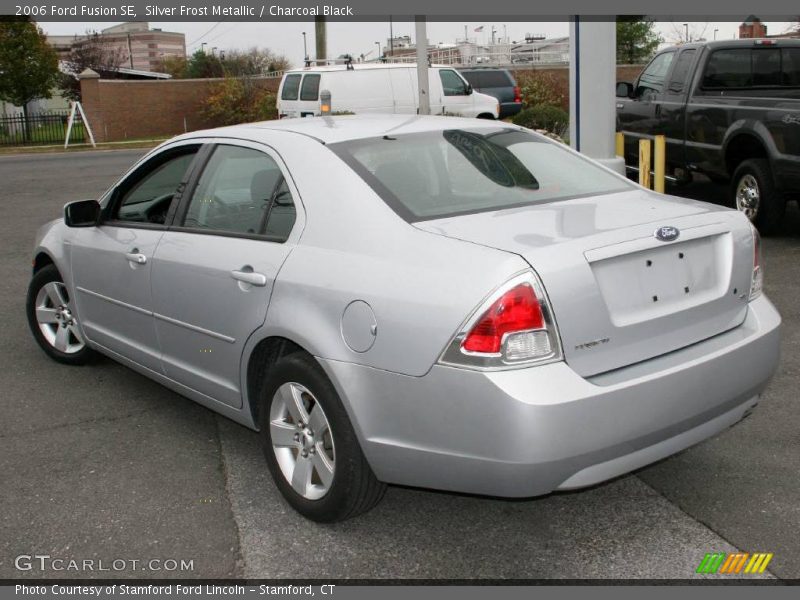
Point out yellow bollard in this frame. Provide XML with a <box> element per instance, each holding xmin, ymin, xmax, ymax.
<box><xmin>653</xmin><ymin>135</ymin><xmax>666</xmax><ymax>193</ymax></box>
<box><xmin>615</xmin><ymin>132</ymin><xmax>625</xmax><ymax>158</ymax></box>
<box><xmin>638</xmin><ymin>139</ymin><xmax>651</xmax><ymax>189</ymax></box>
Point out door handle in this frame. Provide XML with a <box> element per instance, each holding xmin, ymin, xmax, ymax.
<box><xmin>125</xmin><ymin>252</ymin><xmax>147</xmax><ymax>265</ymax></box>
<box><xmin>230</xmin><ymin>270</ymin><xmax>267</xmax><ymax>287</ymax></box>
<box><xmin>655</xmin><ymin>103</ymin><xmax>662</xmax><ymax>117</ymax></box>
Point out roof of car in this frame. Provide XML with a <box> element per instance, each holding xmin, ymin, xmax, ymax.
<box><xmin>661</xmin><ymin>38</ymin><xmax>800</xmax><ymax>52</ymax></box>
<box><xmin>180</xmin><ymin>115</ymin><xmax>518</xmax><ymax>145</ymax></box>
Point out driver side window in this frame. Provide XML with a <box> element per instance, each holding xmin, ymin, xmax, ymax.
<box><xmin>636</xmin><ymin>51</ymin><xmax>675</xmax><ymax>99</ymax></box>
<box><xmin>440</xmin><ymin>69</ymin><xmax>469</xmax><ymax>96</ymax></box>
<box><xmin>113</xmin><ymin>148</ymin><xmax>199</xmax><ymax>225</ymax></box>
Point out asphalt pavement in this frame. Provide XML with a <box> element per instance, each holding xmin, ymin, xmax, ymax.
<box><xmin>0</xmin><ymin>150</ymin><xmax>797</xmax><ymax>580</ymax></box>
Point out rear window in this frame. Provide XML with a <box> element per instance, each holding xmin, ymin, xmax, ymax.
<box><xmin>281</xmin><ymin>74</ymin><xmax>301</xmax><ymax>100</ymax></box>
<box><xmin>703</xmin><ymin>47</ymin><xmax>800</xmax><ymax>89</ymax></box>
<box><xmin>478</xmin><ymin>70</ymin><xmax>514</xmax><ymax>88</ymax></box>
<box><xmin>300</xmin><ymin>74</ymin><xmax>321</xmax><ymax>101</ymax></box>
<box><xmin>330</xmin><ymin>128</ymin><xmax>631</xmax><ymax>222</ymax></box>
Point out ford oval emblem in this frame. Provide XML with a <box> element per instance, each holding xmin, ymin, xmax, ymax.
<box><xmin>655</xmin><ymin>226</ymin><xmax>680</xmax><ymax>242</ymax></box>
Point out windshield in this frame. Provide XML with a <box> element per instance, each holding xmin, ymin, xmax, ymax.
<box><xmin>330</xmin><ymin>128</ymin><xmax>632</xmax><ymax>222</ymax></box>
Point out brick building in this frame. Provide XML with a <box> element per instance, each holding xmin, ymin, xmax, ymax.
<box><xmin>739</xmin><ymin>16</ymin><xmax>768</xmax><ymax>39</ymax></box>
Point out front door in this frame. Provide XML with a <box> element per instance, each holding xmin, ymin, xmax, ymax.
<box><xmin>151</xmin><ymin>141</ymin><xmax>300</xmax><ymax>407</ymax></box>
<box><xmin>70</xmin><ymin>144</ymin><xmax>200</xmax><ymax>370</ymax></box>
<box><xmin>436</xmin><ymin>68</ymin><xmax>474</xmax><ymax>116</ymax></box>
<box><xmin>617</xmin><ymin>51</ymin><xmax>676</xmax><ymax>165</ymax></box>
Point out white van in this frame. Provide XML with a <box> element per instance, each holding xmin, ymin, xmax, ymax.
<box><xmin>276</xmin><ymin>63</ymin><xmax>499</xmax><ymax>119</ymax></box>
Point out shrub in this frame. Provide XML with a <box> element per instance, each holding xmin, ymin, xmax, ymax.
<box><xmin>512</xmin><ymin>105</ymin><xmax>569</xmax><ymax>136</ymax></box>
<box><xmin>202</xmin><ymin>77</ymin><xmax>277</xmax><ymax>126</ymax></box>
<box><xmin>514</xmin><ymin>70</ymin><xmax>567</xmax><ymax>111</ymax></box>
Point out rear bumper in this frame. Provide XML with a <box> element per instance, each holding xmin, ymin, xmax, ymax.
<box><xmin>499</xmin><ymin>102</ymin><xmax>523</xmax><ymax>119</ymax></box>
<box><xmin>320</xmin><ymin>295</ymin><xmax>781</xmax><ymax>497</ymax></box>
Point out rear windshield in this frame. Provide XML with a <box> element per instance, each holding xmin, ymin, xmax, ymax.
<box><xmin>300</xmin><ymin>74</ymin><xmax>321</xmax><ymax>100</ymax></box>
<box><xmin>281</xmin><ymin>74</ymin><xmax>301</xmax><ymax>100</ymax></box>
<box><xmin>330</xmin><ymin>128</ymin><xmax>631</xmax><ymax>222</ymax></box>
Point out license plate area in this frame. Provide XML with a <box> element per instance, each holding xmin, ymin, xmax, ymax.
<box><xmin>589</xmin><ymin>233</ymin><xmax>731</xmax><ymax>327</ymax></box>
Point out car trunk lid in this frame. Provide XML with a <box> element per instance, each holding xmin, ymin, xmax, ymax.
<box><xmin>414</xmin><ymin>190</ymin><xmax>754</xmax><ymax>377</ymax></box>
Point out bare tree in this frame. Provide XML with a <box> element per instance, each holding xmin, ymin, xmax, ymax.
<box><xmin>665</xmin><ymin>22</ymin><xmax>710</xmax><ymax>44</ymax></box>
<box><xmin>59</xmin><ymin>31</ymin><xmax>127</xmax><ymax>101</ymax></box>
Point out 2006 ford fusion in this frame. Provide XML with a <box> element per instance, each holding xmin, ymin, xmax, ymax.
<box><xmin>27</xmin><ymin>115</ymin><xmax>781</xmax><ymax>522</ymax></box>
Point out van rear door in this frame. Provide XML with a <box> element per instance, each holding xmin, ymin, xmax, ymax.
<box><xmin>278</xmin><ymin>73</ymin><xmax>302</xmax><ymax>118</ymax></box>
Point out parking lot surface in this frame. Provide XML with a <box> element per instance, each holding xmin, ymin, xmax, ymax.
<box><xmin>1</xmin><ymin>150</ymin><xmax>798</xmax><ymax>580</ymax></box>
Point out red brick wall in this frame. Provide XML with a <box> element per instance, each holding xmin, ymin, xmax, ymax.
<box><xmin>81</xmin><ymin>66</ymin><xmax>643</xmax><ymax>142</ymax></box>
<box><xmin>80</xmin><ymin>76</ymin><xmax>281</xmax><ymax>143</ymax></box>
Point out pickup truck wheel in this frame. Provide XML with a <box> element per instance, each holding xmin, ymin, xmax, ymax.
<box><xmin>732</xmin><ymin>159</ymin><xmax>785</xmax><ymax>235</ymax></box>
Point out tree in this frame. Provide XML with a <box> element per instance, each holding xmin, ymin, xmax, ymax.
<box><xmin>0</xmin><ymin>19</ymin><xmax>60</xmax><ymax>140</ymax></box>
<box><xmin>59</xmin><ymin>31</ymin><xmax>127</xmax><ymax>101</ymax></box>
<box><xmin>616</xmin><ymin>17</ymin><xmax>662</xmax><ymax>64</ymax></box>
<box><xmin>186</xmin><ymin>49</ymin><xmax>224</xmax><ymax>78</ymax></box>
<box><xmin>202</xmin><ymin>77</ymin><xmax>277</xmax><ymax>126</ymax></box>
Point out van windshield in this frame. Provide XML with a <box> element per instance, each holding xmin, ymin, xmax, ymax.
<box><xmin>329</xmin><ymin>128</ymin><xmax>632</xmax><ymax>222</ymax></box>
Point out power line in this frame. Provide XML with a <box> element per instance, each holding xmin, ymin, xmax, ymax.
<box><xmin>188</xmin><ymin>21</ymin><xmax>225</xmax><ymax>47</ymax></box>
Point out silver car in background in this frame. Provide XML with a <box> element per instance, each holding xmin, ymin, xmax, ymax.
<box><xmin>27</xmin><ymin>115</ymin><xmax>781</xmax><ymax>521</ymax></box>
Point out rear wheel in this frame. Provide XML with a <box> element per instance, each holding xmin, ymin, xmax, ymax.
<box><xmin>732</xmin><ymin>159</ymin><xmax>785</xmax><ymax>235</ymax></box>
<box><xmin>26</xmin><ymin>264</ymin><xmax>95</xmax><ymax>365</ymax></box>
<box><xmin>258</xmin><ymin>352</ymin><xmax>386</xmax><ymax>522</ymax></box>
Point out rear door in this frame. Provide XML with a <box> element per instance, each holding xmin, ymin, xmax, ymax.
<box><xmin>151</xmin><ymin>140</ymin><xmax>302</xmax><ymax>407</ymax></box>
<box><xmin>70</xmin><ymin>143</ymin><xmax>200</xmax><ymax>371</ymax></box>
<box><xmin>278</xmin><ymin>73</ymin><xmax>303</xmax><ymax>118</ymax></box>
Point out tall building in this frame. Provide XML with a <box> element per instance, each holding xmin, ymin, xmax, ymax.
<box><xmin>49</xmin><ymin>22</ymin><xmax>185</xmax><ymax>72</ymax></box>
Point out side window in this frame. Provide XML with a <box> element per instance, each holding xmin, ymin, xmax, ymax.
<box><xmin>667</xmin><ymin>49</ymin><xmax>696</xmax><ymax>93</ymax></box>
<box><xmin>281</xmin><ymin>74</ymin><xmax>301</xmax><ymax>100</ymax></box>
<box><xmin>300</xmin><ymin>74</ymin><xmax>321</xmax><ymax>101</ymax></box>
<box><xmin>113</xmin><ymin>149</ymin><xmax>198</xmax><ymax>224</ymax></box>
<box><xmin>440</xmin><ymin>69</ymin><xmax>469</xmax><ymax>96</ymax></box>
<box><xmin>783</xmin><ymin>48</ymin><xmax>800</xmax><ymax>86</ymax></box>
<box><xmin>753</xmin><ymin>49</ymin><xmax>781</xmax><ymax>86</ymax></box>
<box><xmin>702</xmin><ymin>49</ymin><xmax>751</xmax><ymax>88</ymax></box>
<box><xmin>636</xmin><ymin>52</ymin><xmax>675</xmax><ymax>97</ymax></box>
<box><xmin>182</xmin><ymin>145</ymin><xmax>296</xmax><ymax>240</ymax></box>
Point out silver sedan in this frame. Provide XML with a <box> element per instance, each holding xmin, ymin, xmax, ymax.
<box><xmin>27</xmin><ymin>115</ymin><xmax>781</xmax><ymax>521</ymax></box>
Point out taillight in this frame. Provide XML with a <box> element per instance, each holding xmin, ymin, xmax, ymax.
<box><xmin>750</xmin><ymin>224</ymin><xmax>763</xmax><ymax>300</ymax></box>
<box><xmin>513</xmin><ymin>85</ymin><xmax>522</xmax><ymax>103</ymax></box>
<box><xmin>439</xmin><ymin>271</ymin><xmax>562</xmax><ymax>370</ymax></box>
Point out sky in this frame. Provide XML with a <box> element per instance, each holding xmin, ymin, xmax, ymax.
<box><xmin>40</xmin><ymin>19</ymin><xmax>798</xmax><ymax>66</ymax></box>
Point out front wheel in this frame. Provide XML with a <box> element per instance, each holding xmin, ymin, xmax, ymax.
<box><xmin>26</xmin><ymin>264</ymin><xmax>95</xmax><ymax>365</ymax></box>
<box><xmin>731</xmin><ymin>159</ymin><xmax>785</xmax><ymax>235</ymax></box>
<box><xmin>258</xmin><ymin>352</ymin><xmax>386</xmax><ymax>522</ymax></box>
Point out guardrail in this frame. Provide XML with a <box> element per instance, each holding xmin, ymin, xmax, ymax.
<box><xmin>616</xmin><ymin>132</ymin><xmax>667</xmax><ymax>193</ymax></box>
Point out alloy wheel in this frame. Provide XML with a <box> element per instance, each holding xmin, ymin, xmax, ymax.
<box><xmin>270</xmin><ymin>382</ymin><xmax>336</xmax><ymax>500</ymax></box>
<box><xmin>35</xmin><ymin>282</ymin><xmax>85</xmax><ymax>354</ymax></box>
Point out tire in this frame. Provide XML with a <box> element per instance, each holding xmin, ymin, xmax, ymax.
<box><xmin>258</xmin><ymin>352</ymin><xmax>386</xmax><ymax>522</ymax></box>
<box><xmin>731</xmin><ymin>159</ymin><xmax>785</xmax><ymax>235</ymax></box>
<box><xmin>26</xmin><ymin>265</ymin><xmax>95</xmax><ymax>365</ymax></box>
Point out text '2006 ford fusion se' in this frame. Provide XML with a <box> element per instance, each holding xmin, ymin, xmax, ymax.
<box><xmin>26</xmin><ymin>115</ymin><xmax>780</xmax><ymax>522</ymax></box>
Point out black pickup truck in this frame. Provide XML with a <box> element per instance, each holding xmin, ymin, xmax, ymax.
<box><xmin>616</xmin><ymin>39</ymin><xmax>800</xmax><ymax>233</ymax></box>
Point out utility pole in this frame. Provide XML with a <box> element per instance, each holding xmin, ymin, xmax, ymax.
<box><xmin>315</xmin><ymin>16</ymin><xmax>327</xmax><ymax>62</ymax></box>
<box><xmin>415</xmin><ymin>16</ymin><xmax>430</xmax><ymax>115</ymax></box>
<box><xmin>389</xmin><ymin>16</ymin><xmax>394</xmax><ymax>56</ymax></box>
<box><xmin>127</xmin><ymin>33</ymin><xmax>134</xmax><ymax>69</ymax></box>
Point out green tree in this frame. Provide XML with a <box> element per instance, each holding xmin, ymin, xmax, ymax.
<box><xmin>0</xmin><ymin>19</ymin><xmax>60</xmax><ymax>140</ymax></box>
<box><xmin>186</xmin><ymin>49</ymin><xmax>224</xmax><ymax>78</ymax></box>
<box><xmin>616</xmin><ymin>17</ymin><xmax>662</xmax><ymax>64</ymax></box>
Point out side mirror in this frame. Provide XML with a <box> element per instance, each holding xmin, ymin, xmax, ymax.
<box><xmin>616</xmin><ymin>82</ymin><xmax>634</xmax><ymax>98</ymax></box>
<box><xmin>465</xmin><ymin>83</ymin><xmax>473</xmax><ymax>95</ymax></box>
<box><xmin>64</xmin><ymin>199</ymin><xmax>100</xmax><ymax>228</ymax></box>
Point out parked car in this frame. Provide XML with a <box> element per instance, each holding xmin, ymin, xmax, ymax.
<box><xmin>28</xmin><ymin>115</ymin><xmax>780</xmax><ymax>522</ymax></box>
<box><xmin>458</xmin><ymin>67</ymin><xmax>523</xmax><ymax>119</ymax></box>
<box><xmin>277</xmin><ymin>63</ymin><xmax>499</xmax><ymax>119</ymax></box>
<box><xmin>616</xmin><ymin>39</ymin><xmax>800</xmax><ymax>234</ymax></box>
